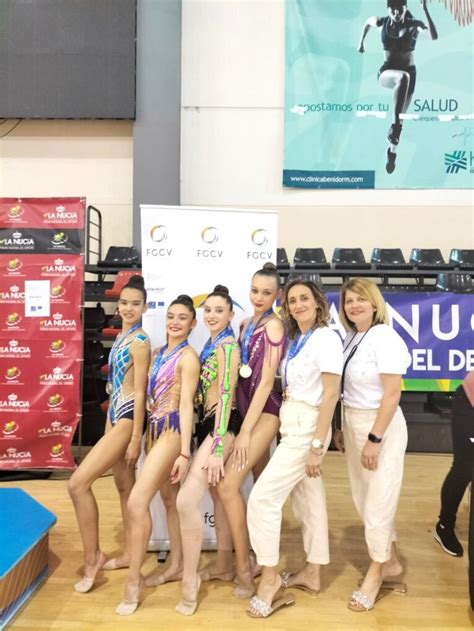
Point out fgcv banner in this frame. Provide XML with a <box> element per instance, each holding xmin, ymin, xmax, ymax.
<box><xmin>284</xmin><ymin>0</ymin><xmax>473</xmax><ymax>189</ymax></box>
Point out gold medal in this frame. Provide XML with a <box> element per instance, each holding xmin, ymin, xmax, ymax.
<box><xmin>239</xmin><ymin>364</ymin><xmax>252</xmax><ymax>378</ymax></box>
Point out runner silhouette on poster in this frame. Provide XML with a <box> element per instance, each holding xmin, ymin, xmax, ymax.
<box><xmin>357</xmin><ymin>0</ymin><xmax>438</xmax><ymax>173</ymax></box>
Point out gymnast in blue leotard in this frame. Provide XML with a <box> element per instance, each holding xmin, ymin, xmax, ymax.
<box><xmin>68</xmin><ymin>275</ymin><xmax>150</xmax><ymax>594</ymax></box>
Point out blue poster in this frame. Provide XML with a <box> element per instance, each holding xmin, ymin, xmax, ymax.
<box><xmin>284</xmin><ymin>0</ymin><xmax>474</xmax><ymax>189</ymax></box>
<box><xmin>327</xmin><ymin>291</ymin><xmax>474</xmax><ymax>390</ymax></box>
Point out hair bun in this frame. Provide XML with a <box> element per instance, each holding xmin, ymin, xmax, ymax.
<box><xmin>176</xmin><ymin>293</ymin><xmax>193</xmax><ymax>306</ymax></box>
<box><xmin>128</xmin><ymin>274</ymin><xmax>144</xmax><ymax>287</ymax></box>
<box><xmin>213</xmin><ymin>284</ymin><xmax>229</xmax><ymax>295</ymax></box>
<box><xmin>263</xmin><ymin>262</ymin><xmax>277</xmax><ymax>272</ymax></box>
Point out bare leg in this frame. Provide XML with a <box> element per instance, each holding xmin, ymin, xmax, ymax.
<box><xmin>116</xmin><ymin>431</ymin><xmax>180</xmax><ymax>615</ymax></box>
<box><xmin>247</xmin><ymin>565</ymin><xmax>282</xmax><ymax>615</ymax></box>
<box><xmin>67</xmin><ymin>419</ymin><xmax>132</xmax><ymax>591</ymax></box>
<box><xmin>109</xmin><ymin>453</ymin><xmax>137</xmax><ymax>568</ymax></box>
<box><xmin>218</xmin><ymin>414</ymin><xmax>279</xmax><ymax>598</ymax></box>
<box><xmin>379</xmin><ymin>69</ymin><xmax>410</xmax><ymax>125</ymax></box>
<box><xmin>382</xmin><ymin>542</ymin><xmax>403</xmax><ymax>579</ymax></box>
<box><xmin>145</xmin><ymin>477</ymin><xmax>183</xmax><ymax>586</ymax></box>
<box><xmin>176</xmin><ymin>433</ymin><xmax>234</xmax><ymax>615</ymax></box>
<box><xmin>207</xmin><ymin>486</ymin><xmax>234</xmax><ymax>579</ymax></box>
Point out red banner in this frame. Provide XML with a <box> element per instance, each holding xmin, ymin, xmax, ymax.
<box><xmin>0</xmin><ymin>198</ymin><xmax>84</xmax><ymax>470</ymax></box>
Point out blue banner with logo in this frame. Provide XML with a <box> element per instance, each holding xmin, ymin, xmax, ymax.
<box><xmin>284</xmin><ymin>0</ymin><xmax>473</xmax><ymax>189</ymax></box>
<box><xmin>327</xmin><ymin>291</ymin><xmax>473</xmax><ymax>390</ymax></box>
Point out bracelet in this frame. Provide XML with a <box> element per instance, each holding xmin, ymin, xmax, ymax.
<box><xmin>368</xmin><ymin>432</ymin><xmax>382</xmax><ymax>444</ymax></box>
<box><xmin>180</xmin><ymin>453</ymin><xmax>190</xmax><ymax>460</ymax></box>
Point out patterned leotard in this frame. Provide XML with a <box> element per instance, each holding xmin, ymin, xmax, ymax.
<box><xmin>195</xmin><ymin>340</ymin><xmax>242</xmax><ymax>449</ymax></box>
<box><xmin>108</xmin><ymin>328</ymin><xmax>150</xmax><ymax>425</ymax></box>
<box><xmin>237</xmin><ymin>321</ymin><xmax>287</xmax><ymax>419</ymax></box>
<box><xmin>146</xmin><ymin>345</ymin><xmax>190</xmax><ymax>451</ymax></box>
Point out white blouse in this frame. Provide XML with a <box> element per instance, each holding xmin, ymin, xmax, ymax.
<box><xmin>343</xmin><ymin>324</ymin><xmax>411</xmax><ymax>409</ymax></box>
<box><xmin>283</xmin><ymin>327</ymin><xmax>343</xmax><ymax>407</ymax></box>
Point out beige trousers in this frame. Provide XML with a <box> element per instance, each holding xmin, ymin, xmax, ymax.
<box><xmin>343</xmin><ymin>405</ymin><xmax>408</xmax><ymax>563</ymax></box>
<box><xmin>247</xmin><ymin>399</ymin><xmax>331</xmax><ymax>567</ymax></box>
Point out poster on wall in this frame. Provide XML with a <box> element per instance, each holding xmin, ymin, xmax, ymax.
<box><xmin>140</xmin><ymin>205</ymin><xmax>277</xmax><ymax>548</ymax></box>
<box><xmin>283</xmin><ymin>0</ymin><xmax>473</xmax><ymax>189</ymax></box>
<box><xmin>0</xmin><ymin>198</ymin><xmax>84</xmax><ymax>470</ymax></box>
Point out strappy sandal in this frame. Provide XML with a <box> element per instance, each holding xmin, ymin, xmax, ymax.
<box><xmin>357</xmin><ymin>576</ymin><xmax>407</xmax><ymax>593</ymax></box>
<box><xmin>280</xmin><ymin>570</ymin><xmax>320</xmax><ymax>597</ymax></box>
<box><xmin>347</xmin><ymin>587</ymin><xmax>387</xmax><ymax>612</ymax></box>
<box><xmin>247</xmin><ymin>591</ymin><xmax>296</xmax><ymax>618</ymax></box>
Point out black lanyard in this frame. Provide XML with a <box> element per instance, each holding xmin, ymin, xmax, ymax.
<box><xmin>337</xmin><ymin>327</ymin><xmax>372</xmax><ymax>430</ymax></box>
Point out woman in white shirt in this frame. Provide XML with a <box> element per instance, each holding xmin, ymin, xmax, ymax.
<box><xmin>335</xmin><ymin>278</ymin><xmax>410</xmax><ymax>612</ymax></box>
<box><xmin>246</xmin><ymin>280</ymin><xmax>342</xmax><ymax>618</ymax></box>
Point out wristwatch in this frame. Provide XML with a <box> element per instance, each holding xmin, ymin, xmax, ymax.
<box><xmin>311</xmin><ymin>438</ymin><xmax>324</xmax><ymax>450</ymax></box>
<box><xmin>368</xmin><ymin>432</ymin><xmax>382</xmax><ymax>444</ymax></box>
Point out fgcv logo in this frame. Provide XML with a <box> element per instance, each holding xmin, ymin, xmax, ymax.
<box><xmin>445</xmin><ymin>150</ymin><xmax>467</xmax><ymax>174</ymax></box>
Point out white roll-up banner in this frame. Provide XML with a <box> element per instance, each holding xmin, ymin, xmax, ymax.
<box><xmin>140</xmin><ymin>205</ymin><xmax>278</xmax><ymax>549</ymax></box>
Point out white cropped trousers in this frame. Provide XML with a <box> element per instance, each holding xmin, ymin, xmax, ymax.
<box><xmin>343</xmin><ymin>405</ymin><xmax>408</xmax><ymax>563</ymax></box>
<box><xmin>247</xmin><ymin>399</ymin><xmax>331</xmax><ymax>567</ymax></box>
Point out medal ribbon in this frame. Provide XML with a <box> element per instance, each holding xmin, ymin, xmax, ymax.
<box><xmin>282</xmin><ymin>329</ymin><xmax>314</xmax><ymax>392</ymax></box>
<box><xmin>199</xmin><ymin>326</ymin><xmax>234</xmax><ymax>365</ymax></box>
<box><xmin>240</xmin><ymin>308</ymin><xmax>274</xmax><ymax>367</ymax></box>
<box><xmin>147</xmin><ymin>339</ymin><xmax>189</xmax><ymax>400</ymax></box>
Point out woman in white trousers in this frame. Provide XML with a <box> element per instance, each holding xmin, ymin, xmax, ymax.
<box><xmin>246</xmin><ymin>279</ymin><xmax>342</xmax><ymax>618</ymax></box>
<box><xmin>334</xmin><ymin>278</ymin><xmax>410</xmax><ymax>612</ymax></box>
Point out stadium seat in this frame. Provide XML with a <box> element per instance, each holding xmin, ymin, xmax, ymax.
<box><xmin>104</xmin><ymin>271</ymin><xmax>141</xmax><ymax>299</ymax></box>
<box><xmin>371</xmin><ymin>248</ymin><xmax>412</xmax><ymax>270</ymax></box>
<box><xmin>293</xmin><ymin>248</ymin><xmax>330</xmax><ymax>270</ymax></box>
<box><xmin>436</xmin><ymin>272</ymin><xmax>473</xmax><ymax>293</ymax></box>
<box><xmin>97</xmin><ymin>246</ymin><xmax>140</xmax><ymax>268</ymax></box>
<box><xmin>449</xmin><ymin>248</ymin><xmax>474</xmax><ymax>271</ymax></box>
<box><xmin>285</xmin><ymin>271</ymin><xmax>322</xmax><ymax>287</ymax></box>
<box><xmin>410</xmin><ymin>248</ymin><xmax>453</xmax><ymax>270</ymax></box>
<box><xmin>332</xmin><ymin>248</ymin><xmax>371</xmax><ymax>269</ymax></box>
<box><xmin>277</xmin><ymin>248</ymin><xmax>290</xmax><ymax>269</ymax></box>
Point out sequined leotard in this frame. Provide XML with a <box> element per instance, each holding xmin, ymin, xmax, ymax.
<box><xmin>146</xmin><ymin>344</ymin><xmax>190</xmax><ymax>451</ymax></box>
<box><xmin>108</xmin><ymin>327</ymin><xmax>150</xmax><ymax>425</ymax></box>
<box><xmin>195</xmin><ymin>340</ymin><xmax>242</xmax><ymax>452</ymax></box>
<box><xmin>237</xmin><ymin>321</ymin><xmax>287</xmax><ymax>419</ymax></box>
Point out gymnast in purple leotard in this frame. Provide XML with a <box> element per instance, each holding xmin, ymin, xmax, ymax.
<box><xmin>217</xmin><ymin>262</ymin><xmax>287</xmax><ymax>600</ymax></box>
<box><xmin>116</xmin><ymin>294</ymin><xmax>200</xmax><ymax>616</ymax></box>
